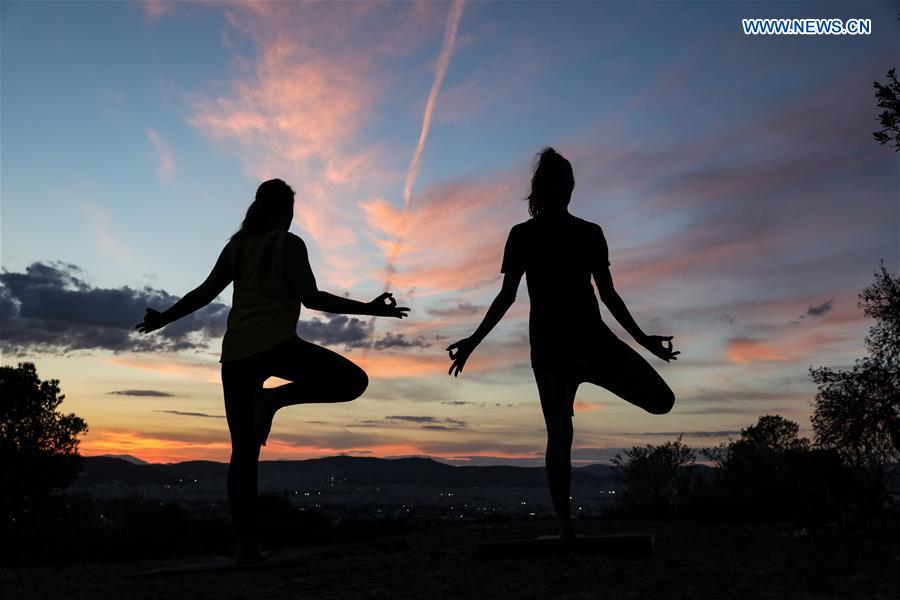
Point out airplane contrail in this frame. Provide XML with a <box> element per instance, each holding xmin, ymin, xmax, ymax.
<box><xmin>382</xmin><ymin>0</ymin><xmax>465</xmax><ymax>290</ymax></box>
<box><xmin>368</xmin><ymin>0</ymin><xmax>465</xmax><ymax>346</ymax></box>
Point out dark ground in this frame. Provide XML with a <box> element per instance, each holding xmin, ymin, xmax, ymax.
<box><xmin>3</xmin><ymin>519</ymin><xmax>898</xmax><ymax>600</ymax></box>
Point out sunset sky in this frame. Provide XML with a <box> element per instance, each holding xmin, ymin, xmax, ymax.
<box><xmin>1</xmin><ymin>1</ymin><xmax>897</xmax><ymax>465</ymax></box>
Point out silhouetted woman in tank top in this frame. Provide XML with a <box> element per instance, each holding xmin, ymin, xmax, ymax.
<box><xmin>136</xmin><ymin>179</ymin><xmax>408</xmax><ymax>563</ymax></box>
<box><xmin>446</xmin><ymin>148</ymin><xmax>678</xmax><ymax>538</ymax></box>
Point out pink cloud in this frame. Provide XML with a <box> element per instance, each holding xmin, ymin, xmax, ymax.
<box><xmin>188</xmin><ymin>43</ymin><xmax>373</xmax><ymax>176</ymax></box>
<box><xmin>382</xmin><ymin>0</ymin><xmax>465</xmax><ymax>287</ymax></box>
<box><xmin>183</xmin><ymin>2</ymin><xmax>457</xmax><ymax>290</ymax></box>
<box><xmin>362</xmin><ymin>175</ymin><xmax>524</xmax><ymax>295</ymax></box>
<box><xmin>726</xmin><ymin>337</ymin><xmax>788</xmax><ymax>364</ymax></box>
<box><xmin>79</xmin><ymin>202</ymin><xmax>140</xmax><ymax>267</ymax></box>
<box><xmin>725</xmin><ymin>328</ymin><xmax>855</xmax><ymax>366</ymax></box>
<box><xmin>178</xmin><ymin>3</ymin><xmax>548</xmax><ymax>306</ymax></box>
<box><xmin>141</xmin><ymin>0</ymin><xmax>174</xmax><ymax>20</ymax></box>
<box><xmin>146</xmin><ymin>128</ymin><xmax>175</xmax><ymax>183</ymax></box>
<box><xmin>348</xmin><ymin>347</ymin><xmax>520</xmax><ymax>379</ymax></box>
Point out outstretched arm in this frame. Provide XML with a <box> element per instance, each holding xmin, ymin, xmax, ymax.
<box><xmin>593</xmin><ymin>266</ymin><xmax>679</xmax><ymax>362</ymax></box>
<box><xmin>287</xmin><ymin>234</ymin><xmax>408</xmax><ymax>319</ymax></box>
<box><xmin>447</xmin><ymin>271</ymin><xmax>522</xmax><ymax>377</ymax></box>
<box><xmin>136</xmin><ymin>246</ymin><xmax>233</xmax><ymax>334</ymax></box>
<box><xmin>307</xmin><ymin>289</ymin><xmax>409</xmax><ymax>318</ymax></box>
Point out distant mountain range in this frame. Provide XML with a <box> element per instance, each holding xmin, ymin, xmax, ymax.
<box><xmin>76</xmin><ymin>455</ymin><xmax>617</xmax><ymax>490</ymax></box>
<box><xmin>94</xmin><ymin>454</ymin><xmax>148</xmax><ymax>465</ymax></box>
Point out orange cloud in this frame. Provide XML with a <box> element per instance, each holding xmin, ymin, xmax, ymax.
<box><xmin>103</xmin><ymin>356</ymin><xmax>221</xmax><ymax>384</ymax></box>
<box><xmin>82</xmin><ymin>427</ymin><xmax>542</xmax><ymax>464</ymax></box>
<box><xmin>82</xmin><ymin>428</ymin><xmax>229</xmax><ymax>464</ymax></box>
<box><xmin>103</xmin><ymin>344</ymin><xmax>521</xmax><ymax>383</ymax></box>
<box><xmin>428</xmin><ymin>449</ymin><xmax>541</xmax><ymax>462</ymax></box>
<box><xmin>725</xmin><ymin>329</ymin><xmax>853</xmax><ymax>366</ymax></box>
<box><xmin>263</xmin><ymin>439</ymin><xmax>423</xmax><ymax>460</ymax></box>
<box><xmin>349</xmin><ymin>349</ymin><xmax>519</xmax><ymax>379</ymax></box>
<box><xmin>726</xmin><ymin>338</ymin><xmax>787</xmax><ymax>364</ymax></box>
<box><xmin>361</xmin><ymin>176</ymin><xmax>523</xmax><ymax>295</ymax></box>
<box><xmin>574</xmin><ymin>399</ymin><xmax>603</xmax><ymax>413</ymax></box>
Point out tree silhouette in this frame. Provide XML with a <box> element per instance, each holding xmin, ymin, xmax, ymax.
<box><xmin>872</xmin><ymin>13</ymin><xmax>900</xmax><ymax>151</ymax></box>
<box><xmin>705</xmin><ymin>415</ymin><xmax>809</xmax><ymax>474</ymax></box>
<box><xmin>873</xmin><ymin>69</ymin><xmax>900</xmax><ymax>151</ymax></box>
<box><xmin>810</xmin><ymin>263</ymin><xmax>900</xmax><ymax>466</ymax></box>
<box><xmin>611</xmin><ymin>435</ymin><xmax>695</xmax><ymax>515</ymax></box>
<box><xmin>0</xmin><ymin>362</ymin><xmax>88</xmax><ymax>517</ymax></box>
<box><xmin>736</xmin><ymin>414</ymin><xmax>810</xmax><ymax>453</ymax></box>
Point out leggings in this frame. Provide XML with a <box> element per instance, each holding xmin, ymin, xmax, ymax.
<box><xmin>221</xmin><ymin>336</ymin><xmax>368</xmax><ymax>538</ymax></box>
<box><xmin>534</xmin><ymin>333</ymin><xmax>675</xmax><ymax>420</ymax></box>
<box><xmin>533</xmin><ymin>334</ymin><xmax>675</xmax><ymax>526</ymax></box>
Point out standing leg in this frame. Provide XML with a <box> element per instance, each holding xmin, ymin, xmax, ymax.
<box><xmin>585</xmin><ymin>336</ymin><xmax>675</xmax><ymax>415</ymax></box>
<box><xmin>222</xmin><ymin>358</ymin><xmax>264</xmax><ymax>563</ymax></box>
<box><xmin>534</xmin><ymin>369</ymin><xmax>579</xmax><ymax>539</ymax></box>
<box><xmin>254</xmin><ymin>337</ymin><xmax>369</xmax><ymax>445</ymax></box>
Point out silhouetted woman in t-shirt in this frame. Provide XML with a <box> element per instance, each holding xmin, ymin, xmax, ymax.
<box><xmin>136</xmin><ymin>179</ymin><xmax>408</xmax><ymax>562</ymax></box>
<box><xmin>446</xmin><ymin>148</ymin><xmax>677</xmax><ymax>538</ymax></box>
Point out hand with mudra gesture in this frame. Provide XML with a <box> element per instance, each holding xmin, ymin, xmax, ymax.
<box><xmin>135</xmin><ymin>308</ymin><xmax>166</xmax><ymax>334</ymax></box>
<box><xmin>446</xmin><ymin>337</ymin><xmax>476</xmax><ymax>377</ymax></box>
<box><xmin>447</xmin><ymin>333</ymin><xmax>679</xmax><ymax>377</ymax></box>
<box><xmin>640</xmin><ymin>334</ymin><xmax>680</xmax><ymax>362</ymax></box>
<box><xmin>368</xmin><ymin>292</ymin><xmax>410</xmax><ymax>319</ymax></box>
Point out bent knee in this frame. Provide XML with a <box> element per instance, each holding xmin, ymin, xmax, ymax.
<box><xmin>354</xmin><ymin>369</ymin><xmax>369</xmax><ymax>398</ymax></box>
<box><xmin>341</xmin><ymin>366</ymin><xmax>368</xmax><ymax>401</ymax></box>
<box><xmin>647</xmin><ymin>388</ymin><xmax>675</xmax><ymax>415</ymax></box>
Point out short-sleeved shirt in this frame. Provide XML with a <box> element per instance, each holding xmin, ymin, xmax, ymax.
<box><xmin>220</xmin><ymin>230</ymin><xmax>303</xmax><ymax>363</ymax></box>
<box><xmin>501</xmin><ymin>214</ymin><xmax>615</xmax><ymax>369</ymax></box>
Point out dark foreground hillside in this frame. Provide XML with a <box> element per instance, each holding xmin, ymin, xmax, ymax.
<box><xmin>3</xmin><ymin>519</ymin><xmax>898</xmax><ymax>600</ymax></box>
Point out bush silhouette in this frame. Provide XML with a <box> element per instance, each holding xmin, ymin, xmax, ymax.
<box><xmin>703</xmin><ymin>416</ymin><xmax>861</xmax><ymax>524</ymax></box>
<box><xmin>611</xmin><ymin>435</ymin><xmax>695</xmax><ymax>517</ymax></box>
<box><xmin>607</xmin><ymin>416</ymin><xmax>874</xmax><ymax>524</ymax></box>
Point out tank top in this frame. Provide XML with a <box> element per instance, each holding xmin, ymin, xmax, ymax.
<box><xmin>220</xmin><ymin>229</ymin><xmax>301</xmax><ymax>362</ymax></box>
